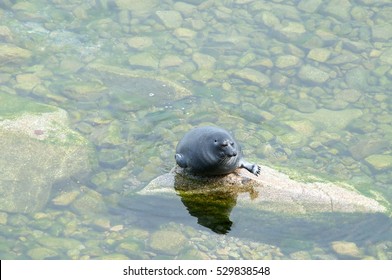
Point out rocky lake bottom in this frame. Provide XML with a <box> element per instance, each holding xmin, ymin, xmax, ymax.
<box><xmin>0</xmin><ymin>0</ymin><xmax>391</xmax><ymax>259</ymax></box>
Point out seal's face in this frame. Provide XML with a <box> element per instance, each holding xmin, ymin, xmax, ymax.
<box><xmin>211</xmin><ymin>133</ymin><xmax>238</xmax><ymax>159</ymax></box>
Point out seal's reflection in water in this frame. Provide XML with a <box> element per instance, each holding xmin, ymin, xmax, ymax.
<box><xmin>174</xmin><ymin>172</ymin><xmax>258</xmax><ymax>234</ymax></box>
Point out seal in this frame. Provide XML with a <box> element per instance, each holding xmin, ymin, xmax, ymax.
<box><xmin>175</xmin><ymin>126</ymin><xmax>260</xmax><ymax>176</ymax></box>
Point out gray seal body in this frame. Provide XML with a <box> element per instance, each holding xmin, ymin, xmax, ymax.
<box><xmin>175</xmin><ymin>126</ymin><xmax>260</xmax><ymax>176</ymax></box>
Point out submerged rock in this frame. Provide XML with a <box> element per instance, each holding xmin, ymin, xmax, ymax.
<box><xmin>140</xmin><ymin>166</ymin><xmax>386</xmax><ymax>215</ymax></box>
<box><xmin>0</xmin><ymin>93</ymin><xmax>95</xmax><ymax>213</ymax></box>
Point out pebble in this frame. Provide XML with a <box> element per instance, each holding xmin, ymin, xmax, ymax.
<box><xmin>155</xmin><ymin>10</ymin><xmax>183</xmax><ymax>29</ymax></box>
<box><xmin>148</xmin><ymin>229</ymin><xmax>188</xmax><ymax>255</ymax></box>
<box><xmin>298</xmin><ymin>65</ymin><xmax>329</xmax><ymax>84</ymax></box>
<box><xmin>331</xmin><ymin>241</ymin><xmax>363</xmax><ymax>259</ymax></box>
<box><xmin>232</xmin><ymin>68</ymin><xmax>271</xmax><ymax>87</ymax></box>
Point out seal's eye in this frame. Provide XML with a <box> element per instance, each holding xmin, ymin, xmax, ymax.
<box><xmin>214</xmin><ymin>139</ymin><xmax>217</xmax><ymax>143</ymax></box>
<box><xmin>221</xmin><ymin>142</ymin><xmax>228</xmax><ymax>147</ymax></box>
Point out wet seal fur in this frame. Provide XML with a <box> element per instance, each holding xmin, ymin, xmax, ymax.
<box><xmin>175</xmin><ymin>126</ymin><xmax>260</xmax><ymax>176</ymax></box>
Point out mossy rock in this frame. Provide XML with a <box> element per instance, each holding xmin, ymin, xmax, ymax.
<box><xmin>0</xmin><ymin>93</ymin><xmax>96</xmax><ymax>213</ymax></box>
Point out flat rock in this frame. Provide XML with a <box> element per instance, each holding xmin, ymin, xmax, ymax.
<box><xmin>232</xmin><ymin>68</ymin><xmax>271</xmax><ymax>87</ymax></box>
<box><xmin>0</xmin><ymin>44</ymin><xmax>32</xmax><ymax>63</ymax></box>
<box><xmin>140</xmin><ymin>166</ymin><xmax>386</xmax><ymax>214</ymax></box>
<box><xmin>0</xmin><ymin>93</ymin><xmax>95</xmax><ymax>213</ymax></box>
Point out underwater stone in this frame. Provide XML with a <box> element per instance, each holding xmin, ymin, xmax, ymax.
<box><xmin>192</xmin><ymin>52</ymin><xmax>216</xmax><ymax>70</ymax></box>
<box><xmin>275</xmin><ymin>55</ymin><xmax>300</xmax><ymax>69</ymax></box>
<box><xmin>52</xmin><ymin>191</ymin><xmax>80</xmax><ymax>206</ymax></box>
<box><xmin>372</xmin><ymin>23</ymin><xmax>392</xmax><ymax>41</ymax></box>
<box><xmin>71</xmin><ymin>187</ymin><xmax>107</xmax><ymax>215</ymax></box>
<box><xmin>98</xmin><ymin>148</ymin><xmax>127</xmax><ymax>169</ymax></box>
<box><xmin>148</xmin><ymin>229</ymin><xmax>188</xmax><ymax>255</ymax></box>
<box><xmin>298</xmin><ymin>65</ymin><xmax>329</xmax><ymax>84</ymax></box>
<box><xmin>128</xmin><ymin>53</ymin><xmax>159</xmax><ymax>69</ymax></box>
<box><xmin>331</xmin><ymin>241</ymin><xmax>362</xmax><ymax>259</ymax></box>
<box><xmin>298</xmin><ymin>0</ymin><xmax>322</xmax><ymax>13</ymax></box>
<box><xmin>160</xmin><ymin>54</ymin><xmax>183</xmax><ymax>68</ymax></box>
<box><xmin>174</xmin><ymin>27</ymin><xmax>197</xmax><ymax>40</ymax></box>
<box><xmin>27</xmin><ymin>247</ymin><xmax>59</xmax><ymax>260</ymax></box>
<box><xmin>379</xmin><ymin>48</ymin><xmax>392</xmax><ymax>65</ymax></box>
<box><xmin>155</xmin><ymin>10</ymin><xmax>183</xmax><ymax>29</ymax></box>
<box><xmin>127</xmin><ymin>37</ymin><xmax>153</xmax><ymax>49</ymax></box>
<box><xmin>115</xmin><ymin>0</ymin><xmax>158</xmax><ymax>16</ymax></box>
<box><xmin>364</xmin><ymin>154</ymin><xmax>392</xmax><ymax>171</ymax></box>
<box><xmin>0</xmin><ymin>93</ymin><xmax>95</xmax><ymax>213</ymax></box>
<box><xmin>0</xmin><ymin>44</ymin><xmax>31</xmax><ymax>63</ymax></box>
<box><xmin>299</xmin><ymin>108</ymin><xmax>363</xmax><ymax>131</ymax></box>
<box><xmin>324</xmin><ymin>0</ymin><xmax>351</xmax><ymax>21</ymax></box>
<box><xmin>307</xmin><ymin>48</ymin><xmax>332</xmax><ymax>62</ymax></box>
<box><xmin>232</xmin><ymin>68</ymin><xmax>271</xmax><ymax>87</ymax></box>
<box><xmin>0</xmin><ymin>212</ymin><xmax>8</xmax><ymax>225</ymax></box>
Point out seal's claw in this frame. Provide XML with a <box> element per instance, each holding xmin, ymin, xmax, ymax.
<box><xmin>252</xmin><ymin>164</ymin><xmax>261</xmax><ymax>176</ymax></box>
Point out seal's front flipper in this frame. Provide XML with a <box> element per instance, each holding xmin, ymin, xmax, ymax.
<box><xmin>240</xmin><ymin>160</ymin><xmax>261</xmax><ymax>176</ymax></box>
<box><xmin>175</xmin><ymin>153</ymin><xmax>187</xmax><ymax>168</ymax></box>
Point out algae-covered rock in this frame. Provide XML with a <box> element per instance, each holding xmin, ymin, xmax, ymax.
<box><xmin>298</xmin><ymin>65</ymin><xmax>329</xmax><ymax>84</ymax></box>
<box><xmin>232</xmin><ymin>68</ymin><xmax>271</xmax><ymax>87</ymax></box>
<box><xmin>140</xmin><ymin>166</ymin><xmax>386</xmax><ymax>215</ymax></box>
<box><xmin>331</xmin><ymin>241</ymin><xmax>363</xmax><ymax>259</ymax></box>
<box><xmin>148</xmin><ymin>229</ymin><xmax>188</xmax><ymax>255</ymax></box>
<box><xmin>27</xmin><ymin>247</ymin><xmax>59</xmax><ymax>260</ymax></box>
<box><xmin>0</xmin><ymin>93</ymin><xmax>95</xmax><ymax>213</ymax></box>
<box><xmin>0</xmin><ymin>44</ymin><xmax>32</xmax><ymax>63</ymax></box>
<box><xmin>364</xmin><ymin>154</ymin><xmax>392</xmax><ymax>171</ymax></box>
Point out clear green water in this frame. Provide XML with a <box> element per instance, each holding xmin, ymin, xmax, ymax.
<box><xmin>0</xmin><ymin>0</ymin><xmax>391</xmax><ymax>259</ymax></box>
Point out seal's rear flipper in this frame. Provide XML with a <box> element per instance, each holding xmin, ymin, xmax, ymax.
<box><xmin>175</xmin><ymin>153</ymin><xmax>187</xmax><ymax>168</ymax></box>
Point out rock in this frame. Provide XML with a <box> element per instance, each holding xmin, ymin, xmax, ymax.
<box><xmin>0</xmin><ymin>26</ymin><xmax>13</xmax><ymax>41</ymax></box>
<box><xmin>128</xmin><ymin>52</ymin><xmax>159</xmax><ymax>69</ymax></box>
<box><xmin>380</xmin><ymin>48</ymin><xmax>392</xmax><ymax>65</ymax></box>
<box><xmin>298</xmin><ymin>65</ymin><xmax>329</xmax><ymax>84</ymax></box>
<box><xmin>155</xmin><ymin>10</ymin><xmax>183</xmax><ymax>29</ymax></box>
<box><xmin>349</xmin><ymin>139</ymin><xmax>390</xmax><ymax>160</ymax></box>
<box><xmin>27</xmin><ymin>247</ymin><xmax>59</xmax><ymax>260</ymax></box>
<box><xmin>127</xmin><ymin>37</ymin><xmax>153</xmax><ymax>49</ymax></box>
<box><xmin>139</xmin><ymin>166</ymin><xmax>386</xmax><ymax>214</ymax></box>
<box><xmin>0</xmin><ymin>44</ymin><xmax>32</xmax><ymax>63</ymax></box>
<box><xmin>72</xmin><ymin>186</ymin><xmax>107</xmax><ymax>215</ymax></box>
<box><xmin>324</xmin><ymin>0</ymin><xmax>351</xmax><ymax>21</ymax></box>
<box><xmin>98</xmin><ymin>148</ymin><xmax>127</xmax><ymax>169</ymax></box>
<box><xmin>159</xmin><ymin>54</ymin><xmax>183</xmax><ymax>68</ymax></box>
<box><xmin>115</xmin><ymin>0</ymin><xmax>159</xmax><ymax>17</ymax></box>
<box><xmin>174</xmin><ymin>28</ymin><xmax>196</xmax><ymax>40</ymax></box>
<box><xmin>298</xmin><ymin>108</ymin><xmax>363</xmax><ymax>131</ymax></box>
<box><xmin>15</xmin><ymin>73</ymin><xmax>41</xmax><ymax>92</ymax></box>
<box><xmin>307</xmin><ymin>48</ymin><xmax>332</xmax><ymax>62</ymax></box>
<box><xmin>232</xmin><ymin>68</ymin><xmax>271</xmax><ymax>87</ymax></box>
<box><xmin>0</xmin><ymin>93</ymin><xmax>95</xmax><ymax>213</ymax></box>
<box><xmin>148</xmin><ymin>229</ymin><xmax>188</xmax><ymax>255</ymax></box>
<box><xmin>372</xmin><ymin>23</ymin><xmax>392</xmax><ymax>41</ymax></box>
<box><xmin>345</xmin><ymin>67</ymin><xmax>369</xmax><ymax>90</ymax></box>
<box><xmin>364</xmin><ymin>155</ymin><xmax>392</xmax><ymax>171</ymax></box>
<box><xmin>298</xmin><ymin>0</ymin><xmax>322</xmax><ymax>13</ymax></box>
<box><xmin>277</xmin><ymin>21</ymin><xmax>306</xmax><ymax>40</ymax></box>
<box><xmin>36</xmin><ymin>236</ymin><xmax>84</xmax><ymax>251</ymax></box>
<box><xmin>52</xmin><ymin>190</ymin><xmax>80</xmax><ymax>206</ymax></box>
<box><xmin>275</xmin><ymin>55</ymin><xmax>300</xmax><ymax>69</ymax></box>
<box><xmin>0</xmin><ymin>212</ymin><xmax>8</xmax><ymax>225</ymax></box>
<box><xmin>331</xmin><ymin>241</ymin><xmax>362</xmax><ymax>259</ymax></box>
<box><xmin>192</xmin><ymin>53</ymin><xmax>216</xmax><ymax>70</ymax></box>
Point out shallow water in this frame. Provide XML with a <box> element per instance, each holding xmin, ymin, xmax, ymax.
<box><xmin>0</xmin><ymin>0</ymin><xmax>391</xmax><ymax>259</ymax></box>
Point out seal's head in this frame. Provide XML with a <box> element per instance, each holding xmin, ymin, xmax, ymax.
<box><xmin>207</xmin><ymin>131</ymin><xmax>238</xmax><ymax>159</ymax></box>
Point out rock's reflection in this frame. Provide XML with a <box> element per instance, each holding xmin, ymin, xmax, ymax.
<box><xmin>174</xmin><ymin>171</ymin><xmax>257</xmax><ymax>234</ymax></box>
